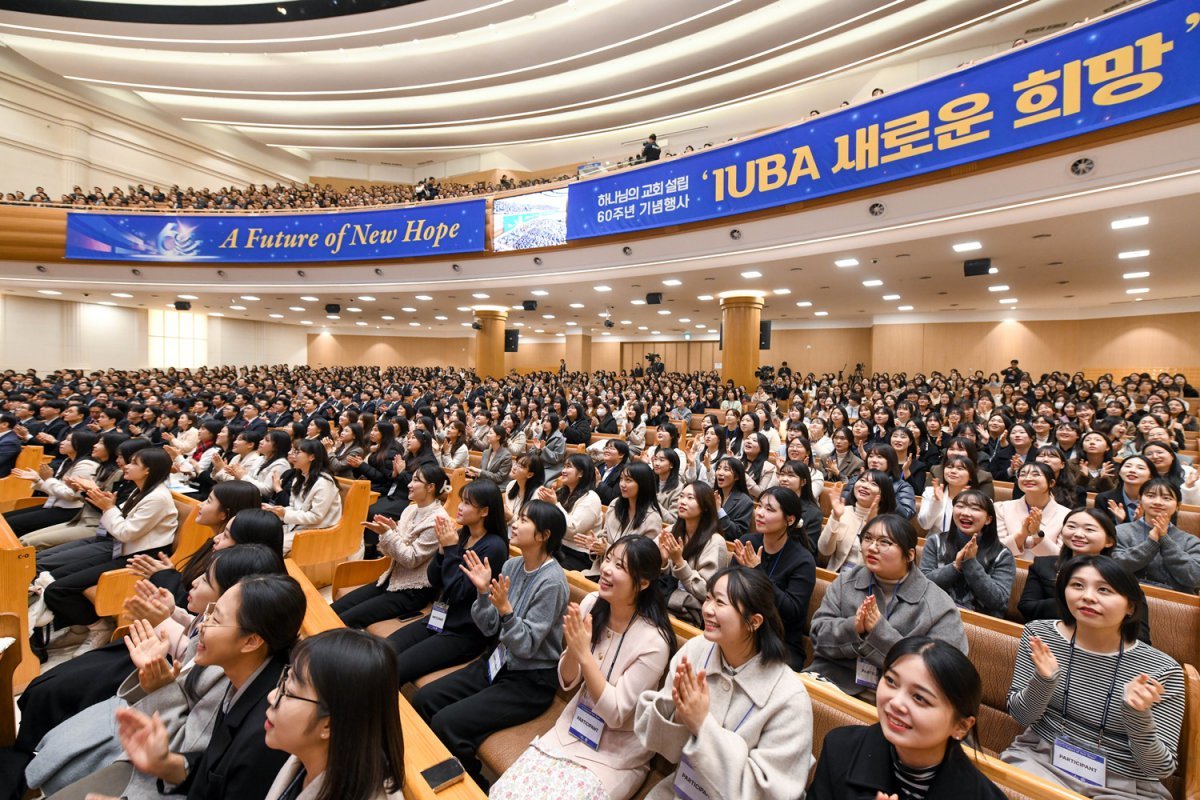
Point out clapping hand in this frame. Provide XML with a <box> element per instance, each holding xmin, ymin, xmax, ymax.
<box><xmin>829</xmin><ymin>492</ymin><xmax>846</xmax><ymax>518</ymax></box>
<box><xmin>434</xmin><ymin>515</ymin><xmax>459</xmax><ymax>549</ymax></box>
<box><xmin>86</xmin><ymin>488</ymin><xmax>117</xmax><ymax>512</ymax></box>
<box><xmin>363</xmin><ymin>514</ymin><xmax>398</xmax><ymax>537</ymax></box>
<box><xmin>1147</xmin><ymin>511</ymin><xmax>1170</xmax><ymax>542</ymax></box>
<box><xmin>659</xmin><ymin>531</ymin><xmax>685</xmax><ymax>568</ymax></box>
<box><xmin>1124</xmin><ymin>674</ymin><xmax>1166</xmax><ymax>712</ymax></box>
<box><xmin>535</xmin><ymin>485</ymin><xmax>557</xmax><ymax>504</ymax></box>
<box><xmin>128</xmin><ymin>552</ymin><xmax>175</xmax><ymax>579</ymax></box>
<box><xmin>459</xmin><ymin>549</ymin><xmax>494</xmax><ymax>594</ymax></box>
<box><xmin>1029</xmin><ymin>635</ymin><xmax>1059</xmax><ymax>680</ymax></box>
<box><xmin>124</xmin><ymin>619</ymin><xmax>180</xmax><ymax>694</ymax></box>
<box><xmin>11</xmin><ymin>467</ymin><xmax>40</xmax><ymax>482</ymax></box>
<box><xmin>731</xmin><ymin>539</ymin><xmax>763</xmax><ymax>569</ymax></box>
<box><xmin>932</xmin><ymin>477</ymin><xmax>944</xmax><ymax>502</ymax></box>
<box><xmin>561</xmin><ymin>603</ymin><xmax>594</xmax><ymax>662</ymax></box>
<box><xmin>487</xmin><ymin>574</ymin><xmax>512</xmax><ymax>615</ymax></box>
<box><xmin>671</xmin><ymin>656</ymin><xmax>710</xmax><ymax>737</ymax></box>
<box><xmin>954</xmin><ymin>535</ymin><xmax>978</xmax><ymax>571</ymax></box>
<box><xmin>855</xmin><ymin>594</ymin><xmax>880</xmax><ymax>636</ymax></box>
<box><xmin>1107</xmin><ymin>499</ymin><xmax>1127</xmax><ymax>523</ymax></box>
<box><xmin>124</xmin><ymin>579</ymin><xmax>176</xmax><ymax>628</ymax></box>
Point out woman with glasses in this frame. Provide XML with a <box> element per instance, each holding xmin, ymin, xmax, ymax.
<box><xmin>261</xmin><ymin>629</ymin><xmax>405</xmax><ymax>800</ymax></box>
<box><xmin>332</xmin><ymin>463</ymin><xmax>452</xmax><ymax>629</ymax></box>
<box><xmin>808</xmin><ymin>514</ymin><xmax>967</xmax><ymax>697</ymax></box>
<box><xmin>820</xmin><ymin>470</ymin><xmax>896</xmax><ymax>573</ymax></box>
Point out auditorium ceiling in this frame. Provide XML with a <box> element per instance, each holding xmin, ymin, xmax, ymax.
<box><xmin>0</xmin><ymin>0</ymin><xmax>1124</xmax><ymax>170</ymax></box>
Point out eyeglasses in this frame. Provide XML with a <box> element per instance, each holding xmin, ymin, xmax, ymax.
<box><xmin>858</xmin><ymin>534</ymin><xmax>898</xmax><ymax>551</ymax></box>
<box><xmin>199</xmin><ymin>602</ymin><xmax>240</xmax><ymax>630</ymax></box>
<box><xmin>272</xmin><ymin>664</ymin><xmax>324</xmax><ymax>711</ymax></box>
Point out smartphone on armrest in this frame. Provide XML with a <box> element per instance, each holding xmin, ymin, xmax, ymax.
<box><xmin>421</xmin><ymin>758</ymin><xmax>466</xmax><ymax>792</ymax></box>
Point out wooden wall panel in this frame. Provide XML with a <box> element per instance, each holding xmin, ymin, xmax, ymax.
<box><xmin>763</xmin><ymin>328</ymin><xmax>873</xmax><ymax>376</ymax></box>
<box><xmin>505</xmin><ymin>341</ymin><xmax>564</xmax><ymax>374</ymax></box>
<box><xmin>307</xmin><ymin>333</ymin><xmax>472</xmax><ymax>368</ymax></box>
<box><xmin>591</xmin><ymin>340</ymin><xmax>622</xmax><ymax>372</ymax></box>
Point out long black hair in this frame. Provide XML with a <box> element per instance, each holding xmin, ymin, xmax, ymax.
<box><xmin>669</xmin><ymin>480</ymin><xmax>721</xmax><ymax>564</ymax></box>
<box><xmin>233</xmin><ymin>573</ymin><xmax>306</xmax><ymax>657</ymax></box>
<box><xmin>590</xmin><ymin>535</ymin><xmax>676</xmax><ymax>654</ymax></box>
<box><xmin>457</xmin><ymin>478</ymin><xmax>508</xmax><ymax>546</ymax></box>
<box><xmin>518</xmin><ymin>499</ymin><xmax>566</xmax><ymax>557</ymax></box>
<box><xmin>741</xmin><ymin>432</ymin><xmax>770</xmax><ymax>482</ymax></box>
<box><xmin>613</xmin><ymin>461</ymin><xmax>659</xmax><ymax>530</ymax></box>
<box><xmin>179</xmin><ymin>480</ymin><xmax>264</xmax><ymax>588</ymax></box>
<box><xmin>209</xmin><ymin>543</ymin><xmax>287</xmax><ymax>593</ymax></box>
<box><xmin>95</xmin><ymin>431</ymin><xmax>131</xmax><ymax>485</ymax></box>
<box><xmin>714</xmin><ymin>456</ymin><xmax>750</xmax><ymax>498</ymax></box>
<box><xmin>260</xmin><ymin>430</ymin><xmax>292</xmax><ymax>470</ymax></box>
<box><xmin>59</xmin><ymin>429</ymin><xmax>100</xmax><ymax>476</ymax></box>
<box><xmin>943</xmin><ymin>489</ymin><xmax>1000</xmax><ymax>563</ymax></box>
<box><xmin>227</xmin><ymin>507</ymin><xmax>286</xmax><ymax>557</ymax></box>
<box><xmin>291</xmin><ymin>438</ymin><xmax>336</xmax><ymax>499</ymax></box>
<box><xmin>882</xmin><ymin>637</ymin><xmax>982</xmax><ymax>748</ymax></box>
<box><xmin>707</xmin><ymin>566</ymin><xmax>788</xmax><ymax>665</ymax></box>
<box><xmin>288</xmin><ymin>629</ymin><xmax>406</xmax><ymax>800</ymax></box>
<box><xmin>558</xmin><ymin>453</ymin><xmax>597</xmax><ymax>512</ymax></box>
<box><xmin>653</xmin><ymin>447</ymin><xmax>682</xmax><ymax>494</ymax></box>
<box><xmin>507</xmin><ymin>450</ymin><xmax>545</xmax><ymax>505</ymax></box>
<box><xmin>119</xmin><ymin>447</ymin><xmax>173</xmax><ymax>516</ymax></box>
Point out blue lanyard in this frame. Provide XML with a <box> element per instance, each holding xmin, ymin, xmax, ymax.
<box><xmin>868</xmin><ymin>575</ymin><xmax>903</xmax><ymax>621</ymax></box>
<box><xmin>761</xmin><ymin>538</ymin><xmax>786</xmax><ymax>579</ymax></box>
<box><xmin>702</xmin><ymin>645</ymin><xmax>757</xmax><ymax>733</ymax></box>
<box><xmin>1060</xmin><ymin>631</ymin><xmax>1124</xmax><ymax>739</ymax></box>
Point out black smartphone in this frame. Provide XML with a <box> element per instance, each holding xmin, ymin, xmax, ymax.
<box><xmin>420</xmin><ymin>758</ymin><xmax>466</xmax><ymax>792</ymax></box>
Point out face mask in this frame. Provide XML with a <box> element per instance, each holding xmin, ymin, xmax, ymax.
<box><xmin>1055</xmin><ymin>401</ymin><xmax>1064</xmax><ymax>409</ymax></box>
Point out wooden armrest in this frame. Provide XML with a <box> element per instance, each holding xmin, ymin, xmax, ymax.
<box><xmin>0</xmin><ymin>613</ymin><xmax>19</xmax><ymax>746</ymax></box>
<box><xmin>93</xmin><ymin>568</ymin><xmax>142</xmax><ymax>619</ymax></box>
<box><xmin>332</xmin><ymin>557</ymin><xmax>392</xmax><ymax>594</ymax></box>
<box><xmin>7</xmin><ymin>496</ymin><xmax>45</xmax><ymax>512</ymax></box>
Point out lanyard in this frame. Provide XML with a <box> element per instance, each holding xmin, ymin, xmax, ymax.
<box><xmin>592</xmin><ymin>626</ymin><xmax>629</xmax><ymax>682</ymax></box>
<box><xmin>868</xmin><ymin>574</ymin><xmax>903</xmax><ymax>621</ymax></box>
<box><xmin>1060</xmin><ymin>631</ymin><xmax>1125</xmax><ymax>739</ymax></box>
<box><xmin>761</xmin><ymin>540</ymin><xmax>786</xmax><ymax>579</ymax></box>
<box><xmin>702</xmin><ymin>645</ymin><xmax>756</xmax><ymax>733</ymax></box>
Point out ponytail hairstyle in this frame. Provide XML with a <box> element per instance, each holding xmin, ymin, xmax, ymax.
<box><xmin>707</xmin><ymin>566</ymin><xmax>788</xmax><ymax>665</ymax></box>
<box><xmin>589</xmin><ymin>535</ymin><xmax>676</xmax><ymax>654</ymax></box>
<box><xmin>759</xmin><ymin>485</ymin><xmax>809</xmax><ymax>551</ymax></box>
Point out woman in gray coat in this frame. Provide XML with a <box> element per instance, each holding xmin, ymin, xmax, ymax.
<box><xmin>808</xmin><ymin>513</ymin><xmax>967</xmax><ymax>697</ymax></box>
<box><xmin>536</xmin><ymin>413</ymin><xmax>567</xmax><ymax>484</ymax></box>
<box><xmin>468</xmin><ymin>424</ymin><xmax>513</xmax><ymax>486</ymax></box>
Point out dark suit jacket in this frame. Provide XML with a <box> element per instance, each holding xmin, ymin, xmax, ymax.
<box><xmin>242</xmin><ymin>417</ymin><xmax>267</xmax><ymax>434</ymax></box>
<box><xmin>808</xmin><ymin>723</ymin><xmax>1005</xmax><ymax>800</ymax></box>
<box><xmin>595</xmin><ymin>462</ymin><xmax>625</xmax><ymax>505</ymax></box>
<box><xmin>0</xmin><ymin>431</ymin><xmax>21</xmax><ymax>478</ymax></box>
<box><xmin>173</xmin><ymin>655</ymin><xmax>289</xmax><ymax>800</ymax></box>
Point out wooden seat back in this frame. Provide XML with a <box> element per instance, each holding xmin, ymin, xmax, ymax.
<box><xmin>291</xmin><ymin>478</ymin><xmax>371</xmax><ymax>587</ymax></box>
<box><xmin>0</xmin><ymin>613</ymin><xmax>21</xmax><ymax>746</ymax></box>
<box><xmin>0</xmin><ymin>446</ymin><xmax>45</xmax><ymax>513</ymax></box>
<box><xmin>443</xmin><ymin>467</ymin><xmax>467</xmax><ymax>519</ymax></box>
<box><xmin>0</xmin><ymin>515</ymin><xmax>37</xmax><ymax>689</ymax></box>
<box><xmin>1141</xmin><ymin>583</ymin><xmax>1200</xmax><ymax>670</ymax></box>
<box><xmin>1007</xmin><ymin>563</ymin><xmax>1029</xmax><ymax>623</ymax></box>
<box><xmin>994</xmin><ymin>481</ymin><xmax>1014</xmax><ymax>502</ymax></box>
<box><xmin>14</xmin><ymin>445</ymin><xmax>44</xmax><ymax>472</ymax></box>
<box><xmin>468</xmin><ymin>450</ymin><xmax>482</xmax><ymax>469</ymax></box>
<box><xmin>959</xmin><ymin>609</ymin><xmax>1025</xmax><ymax>756</ymax></box>
<box><xmin>1176</xmin><ymin>505</ymin><xmax>1200</xmax><ymax>537</ymax></box>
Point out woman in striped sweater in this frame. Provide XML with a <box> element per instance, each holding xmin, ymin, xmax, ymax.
<box><xmin>1002</xmin><ymin>554</ymin><xmax>1185</xmax><ymax>799</ymax></box>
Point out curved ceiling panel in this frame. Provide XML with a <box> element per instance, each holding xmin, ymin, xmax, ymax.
<box><xmin>0</xmin><ymin>0</ymin><xmax>430</xmax><ymax>26</ymax></box>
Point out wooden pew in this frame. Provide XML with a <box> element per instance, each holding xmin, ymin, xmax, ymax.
<box><xmin>0</xmin><ymin>445</ymin><xmax>45</xmax><ymax>513</ymax></box>
<box><xmin>0</xmin><ymin>516</ymin><xmax>37</xmax><ymax>688</ymax></box>
<box><xmin>291</xmin><ymin>477</ymin><xmax>372</xmax><ymax>588</ymax></box>
<box><xmin>0</xmin><ymin>613</ymin><xmax>21</xmax><ymax>746</ymax></box>
<box><xmin>283</xmin><ymin>559</ymin><xmax>487</xmax><ymax>800</ymax></box>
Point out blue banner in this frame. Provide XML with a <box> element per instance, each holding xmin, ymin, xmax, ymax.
<box><xmin>65</xmin><ymin>199</ymin><xmax>487</xmax><ymax>262</ymax></box>
<box><xmin>568</xmin><ymin>0</ymin><xmax>1200</xmax><ymax>240</ymax></box>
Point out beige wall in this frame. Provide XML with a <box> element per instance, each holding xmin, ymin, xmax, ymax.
<box><xmin>306</xmin><ymin>312</ymin><xmax>1200</xmax><ymax>380</ymax></box>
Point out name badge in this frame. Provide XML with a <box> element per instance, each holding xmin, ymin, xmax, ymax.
<box><xmin>426</xmin><ymin>602</ymin><xmax>449</xmax><ymax>632</ymax></box>
<box><xmin>486</xmin><ymin>644</ymin><xmax>507</xmax><ymax>683</ymax></box>
<box><xmin>855</xmin><ymin>657</ymin><xmax>880</xmax><ymax>689</ymax></box>
<box><xmin>1053</xmin><ymin>735</ymin><xmax>1106</xmax><ymax>787</ymax></box>
<box><xmin>568</xmin><ymin>700</ymin><xmax>605</xmax><ymax>750</ymax></box>
<box><xmin>673</xmin><ymin>756</ymin><xmax>713</xmax><ymax>800</ymax></box>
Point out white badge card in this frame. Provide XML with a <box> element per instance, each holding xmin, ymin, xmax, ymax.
<box><xmin>1053</xmin><ymin>735</ymin><xmax>1106</xmax><ymax>787</ymax></box>
<box><xmin>568</xmin><ymin>701</ymin><xmax>605</xmax><ymax>750</ymax></box>
<box><xmin>486</xmin><ymin>644</ymin><xmax>507</xmax><ymax>683</ymax></box>
<box><xmin>673</xmin><ymin>756</ymin><xmax>714</xmax><ymax>800</ymax></box>
<box><xmin>855</xmin><ymin>657</ymin><xmax>880</xmax><ymax>689</ymax></box>
<box><xmin>426</xmin><ymin>602</ymin><xmax>449</xmax><ymax>632</ymax></box>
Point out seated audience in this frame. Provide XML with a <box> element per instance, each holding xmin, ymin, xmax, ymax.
<box><xmin>919</xmin><ymin>490</ymin><xmax>1016</xmax><ymax>618</ymax></box>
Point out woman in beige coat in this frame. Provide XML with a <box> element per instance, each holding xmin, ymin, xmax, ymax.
<box><xmin>634</xmin><ymin>566</ymin><xmax>813</xmax><ymax>800</ymax></box>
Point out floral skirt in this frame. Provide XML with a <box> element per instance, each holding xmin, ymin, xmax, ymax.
<box><xmin>490</xmin><ymin>745</ymin><xmax>609</xmax><ymax>800</ymax></box>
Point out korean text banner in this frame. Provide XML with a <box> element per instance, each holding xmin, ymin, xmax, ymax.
<box><xmin>65</xmin><ymin>200</ymin><xmax>487</xmax><ymax>262</ymax></box>
<box><xmin>567</xmin><ymin>0</ymin><xmax>1200</xmax><ymax>240</ymax></box>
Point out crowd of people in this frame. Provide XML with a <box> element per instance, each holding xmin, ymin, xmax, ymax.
<box><xmin>2</xmin><ymin>358</ymin><xmax>1197</xmax><ymax>800</ymax></box>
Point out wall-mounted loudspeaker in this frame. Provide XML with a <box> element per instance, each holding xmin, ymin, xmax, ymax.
<box><xmin>173</xmin><ymin>301</ymin><xmax>191</xmax><ymax>311</ymax></box>
<box><xmin>522</xmin><ymin>300</ymin><xmax>538</xmax><ymax>311</ymax></box>
<box><xmin>646</xmin><ymin>292</ymin><xmax>663</xmax><ymax>305</ymax></box>
<box><xmin>504</xmin><ymin>329</ymin><xmax>520</xmax><ymax>352</ymax></box>
<box><xmin>759</xmin><ymin>320</ymin><xmax>772</xmax><ymax>350</ymax></box>
<box><xmin>963</xmin><ymin>258</ymin><xmax>992</xmax><ymax>277</ymax></box>
<box><xmin>324</xmin><ymin>303</ymin><xmax>341</xmax><ymax>314</ymax></box>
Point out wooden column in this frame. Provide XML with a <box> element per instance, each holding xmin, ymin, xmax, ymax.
<box><xmin>720</xmin><ymin>293</ymin><xmax>764</xmax><ymax>390</ymax></box>
<box><xmin>564</xmin><ymin>330</ymin><xmax>592</xmax><ymax>372</ymax></box>
<box><xmin>472</xmin><ymin>307</ymin><xmax>508</xmax><ymax>379</ymax></box>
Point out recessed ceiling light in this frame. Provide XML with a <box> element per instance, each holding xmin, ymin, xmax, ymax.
<box><xmin>1126</xmin><ymin>287</ymin><xmax>1150</xmax><ymax>295</ymax></box>
<box><xmin>556</xmin><ymin>332</ymin><xmax>566</xmax><ymax>337</ymax></box>
<box><xmin>327</xmin><ymin>314</ymin><xmax>340</xmax><ymax>320</ymax></box>
<box><xmin>514</xmin><ymin>322</ymin><xmax>524</xmax><ymax>327</ymax></box>
<box><xmin>408</xmin><ymin>321</ymin><xmax>421</xmax><ymax>326</ymax></box>
<box><xmin>662</xmin><ymin>279</ymin><xmax>682</xmax><ymax>286</ymax></box>
<box><xmin>631</xmin><ymin>299</ymin><xmax>646</xmax><ymax>305</ymax></box>
<box><xmin>37</xmin><ymin>289</ymin><xmax>62</xmax><ymax>295</ymax></box>
<box><xmin>269</xmin><ymin>313</ymin><xmax>284</xmax><ymax>319</ymax></box>
<box><xmin>637</xmin><ymin>326</ymin><xmax>648</xmax><ymax>330</ymax></box>
<box><xmin>882</xmin><ymin>294</ymin><xmax>900</xmax><ymax>301</ymax></box>
<box><xmin>531</xmin><ymin>290</ymin><xmax>548</xmax><ymax>296</ymax></box>
<box><xmin>1111</xmin><ymin>216</ymin><xmax>1149</xmax><ymax>229</ymax></box>
<box><xmin>814</xmin><ymin>311</ymin><xmax>829</xmax><ymax>317</ymax></box>
<box><xmin>772</xmin><ymin>288</ymin><xmax>791</xmax><ymax>295</ymax></box>
<box><xmin>1118</xmin><ymin>249</ymin><xmax>1150</xmax><ymax>259</ymax></box>
<box><xmin>741</xmin><ymin>270</ymin><xmax>762</xmax><ymax>278</ymax></box>
<box><xmin>651</xmin><ymin>330</ymin><xmax>661</xmax><ymax>335</ymax></box>
<box><xmin>897</xmin><ymin>305</ymin><xmax>914</xmax><ymax>311</ymax></box>
<box><xmin>401</xmin><ymin>307</ymin><xmax>417</xmax><ymax>313</ymax></box>
<box><xmin>456</xmin><ymin>306</ymin><xmax>472</xmax><ymax>312</ymax></box>
<box><xmin>460</xmin><ymin>322</ymin><xmax>473</xmax><ymax>327</ymax></box>
<box><xmin>177</xmin><ymin>294</ymin><xmax>199</xmax><ymax>300</ymax></box>
<box><xmin>835</xmin><ymin>258</ymin><xmax>859</xmax><ymax>268</ymax></box>
<box><xmin>988</xmin><ymin>285</ymin><xmax>1009</xmax><ymax>292</ymax></box>
<box><xmin>344</xmin><ymin>307</ymin><xmax>361</xmax><ymax>313</ymax></box>
<box><xmin>679</xmin><ymin>317</ymin><xmax>691</xmax><ymax>323</ymax></box>
<box><xmin>594</xmin><ymin>285</ymin><xmax>612</xmax><ymax>292</ymax></box>
<box><xmin>289</xmin><ymin>306</ymin><xmax>305</xmax><ymax>312</ymax></box>
<box><xmin>207</xmin><ymin>311</ymin><xmax>223</xmax><ymax>316</ymax></box>
<box><xmin>240</xmin><ymin>295</ymin><xmax>259</xmax><ymax>301</ymax></box>
<box><xmin>414</xmin><ymin>295</ymin><xmax>433</xmax><ymax>301</ymax></box>
<box><xmin>697</xmin><ymin>295</ymin><xmax>714</xmax><ymax>301</ymax></box>
<box><xmin>472</xmin><ymin>293</ymin><xmax>490</xmax><ymax>299</ymax></box>
<box><xmin>97</xmin><ymin>301</ymin><xmax>117</xmax><ymax>306</ymax></box>
<box><xmin>796</xmin><ymin>301</ymin><xmax>813</xmax><ymax>307</ymax></box>
<box><xmin>952</xmin><ymin>242</ymin><xmax>982</xmax><ymax>253</ymax></box>
<box><xmin>999</xmin><ymin>298</ymin><xmax>1019</xmax><ymax>304</ymax></box>
<box><xmin>542</xmin><ymin>314</ymin><xmax>555</xmax><ymax>319</ymax></box>
<box><xmin>602</xmin><ymin>332</ymin><xmax>612</xmax><ymax>336</ymax></box>
<box><xmin>510</xmin><ymin>305</ymin><xmax>524</xmax><ymax>310</ymax></box>
<box><xmin>535</xmin><ymin>328</ymin><xmax>545</xmax><ymax>333</ymax></box>
<box><xmin>620</xmin><ymin>319</ymin><xmax>632</xmax><ymax>324</ymax></box>
<box><xmin>567</xmin><ymin>303</ymin><xmax>584</xmax><ymax>309</ymax></box>
<box><xmin>988</xmin><ymin>267</ymin><xmax>999</xmax><ymax>274</ymax></box>
<box><xmin>381</xmin><ymin>315</ymin><xmax>395</xmax><ymax>321</ymax></box>
<box><xmin>300</xmin><ymin>320</ymin><xmax>313</xmax><ymax>325</ymax></box>
<box><xmin>1122</xmin><ymin>271</ymin><xmax>1150</xmax><ymax>279</ymax></box>
<box><xmin>696</xmin><ymin>324</ymin><xmax>707</xmax><ymax>329</ymax></box>
<box><xmin>434</xmin><ymin>315</ymin><xmax>448</xmax><ymax>321</ymax></box>
<box><xmin>657</xmin><ymin>309</ymin><xmax>671</xmax><ymax>315</ymax></box>
<box><xmin>357</xmin><ymin>295</ymin><xmax>375</xmax><ymax>301</ymax></box>
<box><xmin>566</xmin><ymin>321</ymin><xmax>578</xmax><ymax>326</ymax></box>
<box><xmin>862</xmin><ymin>280</ymin><xmax>883</xmax><ymax>288</ymax></box>
<box><xmin>230</xmin><ymin>305</ymin><xmax>247</xmax><ymax>311</ymax></box>
<box><xmin>300</xmin><ymin>296</ymin><xmax>319</xmax><ymax>302</ymax></box>
<box><xmin>111</xmin><ymin>292</ymin><xmax>133</xmax><ymax>298</ymax></box>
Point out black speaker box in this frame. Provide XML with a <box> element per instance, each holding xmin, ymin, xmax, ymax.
<box><xmin>504</xmin><ymin>329</ymin><xmax>520</xmax><ymax>352</ymax></box>
<box><xmin>646</xmin><ymin>292</ymin><xmax>663</xmax><ymax>305</ymax></box>
<box><xmin>759</xmin><ymin>320</ymin><xmax>772</xmax><ymax>350</ymax></box>
<box><xmin>963</xmin><ymin>258</ymin><xmax>992</xmax><ymax>277</ymax></box>
<box><xmin>324</xmin><ymin>303</ymin><xmax>341</xmax><ymax>314</ymax></box>
<box><xmin>173</xmin><ymin>301</ymin><xmax>191</xmax><ymax>311</ymax></box>
<box><xmin>522</xmin><ymin>300</ymin><xmax>538</xmax><ymax>311</ymax></box>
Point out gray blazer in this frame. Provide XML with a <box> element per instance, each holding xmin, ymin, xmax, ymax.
<box><xmin>1114</xmin><ymin>519</ymin><xmax>1200</xmax><ymax>594</ymax></box>
<box><xmin>540</xmin><ymin>431</ymin><xmax>567</xmax><ymax>483</ymax></box>
<box><xmin>920</xmin><ymin>532</ymin><xmax>1016</xmax><ymax>618</ymax></box>
<box><xmin>808</xmin><ymin>564</ymin><xmax>968</xmax><ymax>695</ymax></box>
<box><xmin>477</xmin><ymin>446</ymin><xmax>512</xmax><ymax>485</ymax></box>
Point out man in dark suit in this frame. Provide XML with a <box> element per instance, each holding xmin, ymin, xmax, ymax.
<box><xmin>0</xmin><ymin>413</ymin><xmax>22</xmax><ymax>478</ymax></box>
<box><xmin>241</xmin><ymin>404</ymin><xmax>268</xmax><ymax>434</ymax></box>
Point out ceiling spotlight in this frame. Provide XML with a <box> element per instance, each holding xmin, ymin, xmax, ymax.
<box><xmin>230</xmin><ymin>305</ymin><xmax>247</xmax><ymax>311</ymax></box>
<box><xmin>814</xmin><ymin>311</ymin><xmax>829</xmax><ymax>316</ymax></box>
<box><xmin>289</xmin><ymin>306</ymin><xmax>305</xmax><ymax>312</ymax></box>
<box><xmin>657</xmin><ymin>309</ymin><xmax>671</xmax><ymax>315</ymax></box>
<box><xmin>999</xmin><ymin>298</ymin><xmax>1019</xmax><ymax>304</ymax></box>
<box><xmin>131</xmin><ymin>269</ymin><xmax>142</xmax><ymax>276</ymax></box>
<box><xmin>216</xmin><ymin>270</ymin><xmax>226</xmax><ymax>277</ymax></box>
<box><xmin>542</xmin><ymin>314</ymin><xmax>555</xmax><ymax>319</ymax></box>
<box><xmin>300</xmin><ymin>320</ymin><xmax>313</xmax><ymax>325</ymax></box>
<box><xmin>381</xmin><ymin>315</ymin><xmax>395</xmax><ymax>321</ymax></box>
<box><xmin>451</xmin><ymin>264</ymin><xmax>462</xmax><ymax>273</ymax></box>
<box><xmin>357</xmin><ymin>295</ymin><xmax>376</xmax><ymax>301</ymax></box>
<box><xmin>988</xmin><ymin>285</ymin><xmax>1009</xmax><ymax>292</ymax></box>
<box><xmin>112</xmin><ymin>292</ymin><xmax>133</xmax><ymax>298</ymax></box>
<box><xmin>530</xmin><ymin>290</ymin><xmax>548</xmax><ymax>297</ymax></box>
<box><xmin>296</xmin><ymin>270</ymin><xmax>306</xmax><ymax>277</ymax></box>
<box><xmin>835</xmin><ymin>258</ymin><xmax>859</xmax><ymax>268</ymax></box>
<box><xmin>401</xmin><ymin>307</ymin><xmax>417</xmax><ymax>312</ymax></box>
<box><xmin>594</xmin><ymin>285</ymin><xmax>612</xmax><ymax>292</ymax></box>
<box><xmin>620</xmin><ymin>320</ymin><xmax>632</xmax><ymax>324</ymax></box>
<box><xmin>178</xmin><ymin>294</ymin><xmax>198</xmax><ymax>300</ymax></box>
<box><xmin>882</xmin><ymin>294</ymin><xmax>900</xmax><ymax>301</ymax></box>
<box><xmin>741</xmin><ymin>270</ymin><xmax>762</xmax><ymax>278</ymax></box>
<box><xmin>435</xmin><ymin>315</ymin><xmax>448</xmax><ymax>321</ymax></box>
<box><xmin>533</xmin><ymin>257</ymin><xmax>543</xmax><ymax>265</ymax></box>
<box><xmin>631</xmin><ymin>299</ymin><xmax>646</xmax><ymax>305</ymax></box>
<box><xmin>796</xmin><ymin>301</ymin><xmax>813</xmax><ymax>307</ymax></box>
<box><xmin>240</xmin><ymin>295</ymin><xmax>260</xmax><ymax>301</ymax></box>
<box><xmin>269</xmin><ymin>313</ymin><xmax>284</xmax><ymax>319</ymax></box>
<box><xmin>326</xmin><ymin>314</ymin><xmax>340</xmax><ymax>320</ymax></box>
<box><xmin>772</xmin><ymin>288</ymin><xmax>790</xmax><ymax>295</ymax></box>
<box><xmin>897</xmin><ymin>305</ymin><xmax>914</xmax><ymax>311</ymax></box>
<box><xmin>569</xmin><ymin>303</ymin><xmax>584</xmax><ymax>309</ymax></box>
<box><xmin>729</xmin><ymin>229</ymin><xmax>742</xmax><ymax>240</ymax></box>
<box><xmin>1125</xmin><ymin>287</ymin><xmax>1150</xmax><ymax>295</ymax></box>
<box><xmin>953</xmin><ymin>242</ymin><xmax>982</xmax><ymax>253</ymax></box>
<box><xmin>37</xmin><ymin>289</ymin><xmax>62</xmax><ymax>295</ymax></box>
<box><xmin>1122</xmin><ymin>271</ymin><xmax>1150</xmax><ymax>279</ymax></box>
<box><xmin>35</xmin><ymin>265</ymin><xmax>48</xmax><ymax>273</ymax></box>
<box><xmin>346</xmin><ymin>307</ymin><xmax>362</xmax><ymax>313</ymax></box>
<box><xmin>301</xmin><ymin>296</ymin><xmax>319</xmax><ymax>302</ymax></box>
<box><xmin>662</xmin><ymin>279</ymin><xmax>682</xmax><ymax>286</ymax></box>
<box><xmin>622</xmin><ymin>246</ymin><xmax>633</xmax><ymax>256</ymax></box>
<box><xmin>374</xmin><ymin>268</ymin><xmax>384</xmax><ymax>276</ymax></box>
<box><xmin>472</xmin><ymin>293</ymin><xmax>490</xmax><ymax>299</ymax></box>
<box><xmin>415</xmin><ymin>295</ymin><xmax>433</xmax><ymax>301</ymax></box>
<box><xmin>697</xmin><ymin>295</ymin><xmax>713</xmax><ymax>301</ymax></box>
